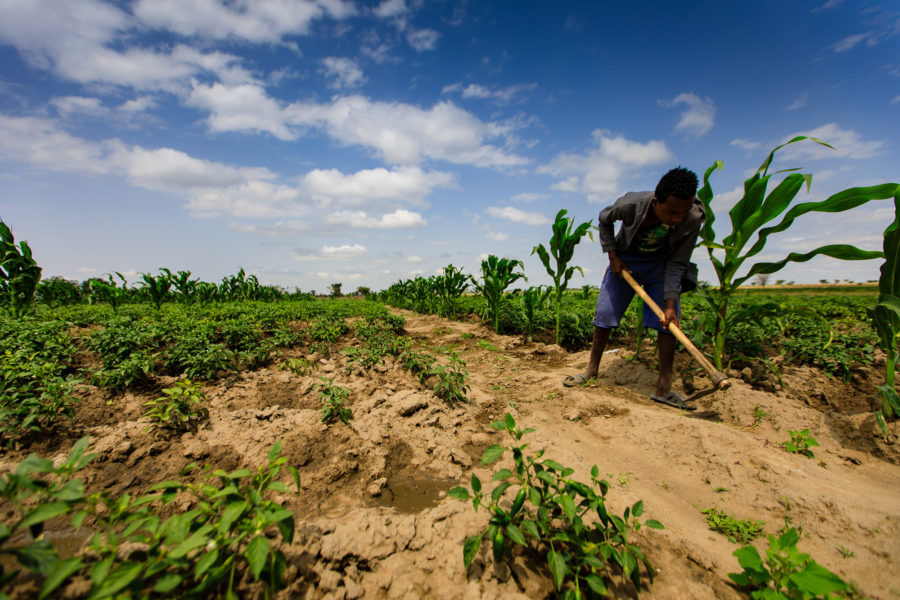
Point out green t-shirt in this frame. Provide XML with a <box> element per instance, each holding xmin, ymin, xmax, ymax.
<box><xmin>633</xmin><ymin>223</ymin><xmax>670</xmax><ymax>254</ymax></box>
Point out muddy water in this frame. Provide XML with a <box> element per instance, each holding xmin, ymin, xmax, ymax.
<box><xmin>373</xmin><ymin>475</ymin><xmax>456</xmax><ymax>513</ymax></box>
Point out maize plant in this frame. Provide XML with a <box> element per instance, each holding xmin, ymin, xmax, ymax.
<box><xmin>163</xmin><ymin>268</ymin><xmax>198</xmax><ymax>302</ymax></box>
<box><xmin>437</xmin><ymin>264</ymin><xmax>469</xmax><ymax>319</ymax></box>
<box><xmin>532</xmin><ymin>209</ymin><xmax>593</xmax><ymax>345</ymax></box>
<box><xmin>0</xmin><ymin>220</ymin><xmax>42</xmax><ymax>318</ymax></box>
<box><xmin>141</xmin><ymin>270</ymin><xmax>172</xmax><ymax>311</ymax></box>
<box><xmin>470</xmin><ymin>255</ymin><xmax>526</xmax><ymax>332</ymax></box>
<box><xmin>90</xmin><ymin>273</ymin><xmax>128</xmax><ymax>313</ymax></box>
<box><xmin>871</xmin><ymin>186</ymin><xmax>900</xmax><ymax>436</ymax></box>
<box><xmin>697</xmin><ymin>136</ymin><xmax>897</xmax><ymax>369</ymax></box>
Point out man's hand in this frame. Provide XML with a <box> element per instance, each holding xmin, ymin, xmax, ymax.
<box><xmin>609</xmin><ymin>252</ymin><xmax>628</xmax><ymax>277</ymax></box>
<box><xmin>662</xmin><ymin>299</ymin><xmax>679</xmax><ymax>330</ymax></box>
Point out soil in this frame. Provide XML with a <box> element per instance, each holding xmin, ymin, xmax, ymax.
<box><xmin>3</xmin><ymin>308</ymin><xmax>899</xmax><ymax>599</ymax></box>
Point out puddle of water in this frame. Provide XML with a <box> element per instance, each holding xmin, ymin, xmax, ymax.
<box><xmin>372</xmin><ymin>475</ymin><xmax>455</xmax><ymax>513</ymax></box>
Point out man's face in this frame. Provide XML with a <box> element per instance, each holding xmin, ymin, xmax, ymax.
<box><xmin>652</xmin><ymin>195</ymin><xmax>693</xmax><ymax>226</ymax></box>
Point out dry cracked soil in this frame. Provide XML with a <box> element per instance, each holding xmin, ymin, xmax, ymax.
<box><xmin>3</xmin><ymin>308</ymin><xmax>899</xmax><ymax>599</ymax></box>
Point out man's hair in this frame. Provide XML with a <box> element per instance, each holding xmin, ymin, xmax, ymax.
<box><xmin>655</xmin><ymin>167</ymin><xmax>699</xmax><ymax>202</ymax></box>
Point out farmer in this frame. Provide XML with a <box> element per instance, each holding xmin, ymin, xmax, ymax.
<box><xmin>563</xmin><ymin>167</ymin><xmax>704</xmax><ymax>410</ymax></box>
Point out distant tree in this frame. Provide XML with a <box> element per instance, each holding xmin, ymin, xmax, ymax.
<box><xmin>819</xmin><ymin>279</ymin><xmax>828</xmax><ymax>284</ymax></box>
<box><xmin>753</xmin><ymin>273</ymin><xmax>770</xmax><ymax>287</ymax></box>
<box><xmin>356</xmin><ymin>286</ymin><xmax>371</xmax><ymax>296</ymax></box>
<box><xmin>36</xmin><ymin>276</ymin><xmax>82</xmax><ymax>306</ymax></box>
<box><xmin>329</xmin><ymin>282</ymin><xmax>342</xmax><ymax>298</ymax></box>
<box><xmin>775</xmin><ymin>279</ymin><xmax>785</xmax><ymax>286</ymax></box>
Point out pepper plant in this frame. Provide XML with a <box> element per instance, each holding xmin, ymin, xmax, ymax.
<box><xmin>697</xmin><ymin>136</ymin><xmax>898</xmax><ymax>369</ymax></box>
<box><xmin>470</xmin><ymin>255</ymin><xmax>526</xmax><ymax>333</ymax></box>
<box><xmin>532</xmin><ymin>209</ymin><xmax>593</xmax><ymax>345</ymax></box>
<box><xmin>870</xmin><ymin>186</ymin><xmax>900</xmax><ymax>436</ymax></box>
<box><xmin>0</xmin><ymin>220</ymin><xmax>42</xmax><ymax>318</ymax></box>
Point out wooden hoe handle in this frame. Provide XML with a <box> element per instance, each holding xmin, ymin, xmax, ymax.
<box><xmin>620</xmin><ymin>270</ymin><xmax>730</xmax><ymax>390</ymax></box>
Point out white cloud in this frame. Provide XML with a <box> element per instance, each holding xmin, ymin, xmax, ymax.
<box><xmin>832</xmin><ymin>32</ymin><xmax>872</xmax><ymax>52</ymax></box>
<box><xmin>322</xmin><ymin>244</ymin><xmax>367</xmax><ymax>259</ymax></box>
<box><xmin>892</xmin><ymin>95</ymin><xmax>900</xmax><ymax>104</ymax></box>
<box><xmin>405</xmin><ymin>255</ymin><xmax>422</xmax><ymax>263</ymax></box>
<box><xmin>538</xmin><ymin>130</ymin><xmax>674</xmax><ymax>202</ymax></box>
<box><xmin>731</xmin><ymin>138</ymin><xmax>762</xmax><ymax>151</ymax></box>
<box><xmin>51</xmin><ymin>96</ymin><xmax>106</xmax><ymax>117</ymax></box>
<box><xmin>321</xmin><ymin>57</ymin><xmax>366</xmax><ymax>89</ymax></box>
<box><xmin>133</xmin><ymin>0</ymin><xmax>355</xmax><ymax>42</ymax></box>
<box><xmin>659</xmin><ymin>92</ymin><xmax>716</xmax><ymax>137</ymax></box>
<box><xmin>374</xmin><ymin>0</ymin><xmax>407</xmax><ymax>18</ymax></box>
<box><xmin>486</xmin><ymin>206</ymin><xmax>550</xmax><ymax>225</ymax></box>
<box><xmin>511</xmin><ymin>192</ymin><xmax>547</xmax><ymax>203</ymax></box>
<box><xmin>229</xmin><ymin>221</ymin><xmax>312</xmax><ymax>237</ymax></box>
<box><xmin>786</xmin><ymin>93</ymin><xmax>809</xmax><ymax>110</ymax></box>
<box><xmin>187</xmin><ymin>83</ymin><xmax>296</xmax><ymax>140</ymax></box>
<box><xmin>443</xmin><ymin>82</ymin><xmax>537</xmax><ymax>104</ymax></box>
<box><xmin>487</xmin><ymin>231</ymin><xmax>509</xmax><ymax>241</ymax></box>
<box><xmin>778</xmin><ymin>123</ymin><xmax>885</xmax><ymax>160</ymax></box>
<box><xmin>298</xmin><ymin>166</ymin><xmax>455</xmax><ymax>208</ymax></box>
<box><xmin>407</xmin><ymin>28</ymin><xmax>440</xmax><ymax>51</ymax></box>
<box><xmin>325</xmin><ymin>209</ymin><xmax>427</xmax><ymax>229</ymax></box>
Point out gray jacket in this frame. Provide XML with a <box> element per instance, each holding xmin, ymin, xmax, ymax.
<box><xmin>597</xmin><ymin>191</ymin><xmax>705</xmax><ymax>300</ymax></box>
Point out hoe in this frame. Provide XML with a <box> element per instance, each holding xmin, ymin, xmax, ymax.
<box><xmin>621</xmin><ymin>270</ymin><xmax>730</xmax><ymax>403</ymax></box>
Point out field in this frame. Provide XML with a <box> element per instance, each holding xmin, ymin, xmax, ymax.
<box><xmin>1</xmin><ymin>287</ymin><xmax>898</xmax><ymax>600</ymax></box>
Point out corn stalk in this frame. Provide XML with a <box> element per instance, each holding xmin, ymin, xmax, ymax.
<box><xmin>697</xmin><ymin>136</ymin><xmax>897</xmax><ymax>369</ymax></box>
<box><xmin>470</xmin><ymin>255</ymin><xmax>526</xmax><ymax>332</ymax></box>
<box><xmin>0</xmin><ymin>221</ymin><xmax>41</xmax><ymax>318</ymax></box>
<box><xmin>871</xmin><ymin>187</ymin><xmax>900</xmax><ymax>436</ymax></box>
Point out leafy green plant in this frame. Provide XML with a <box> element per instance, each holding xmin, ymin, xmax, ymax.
<box><xmin>448</xmin><ymin>413</ymin><xmax>663</xmax><ymax>597</ymax></box>
<box><xmin>75</xmin><ymin>441</ymin><xmax>300</xmax><ymax>599</ymax></box>
<box><xmin>437</xmin><ymin>264</ymin><xmax>469</xmax><ymax>319</ymax></box>
<box><xmin>703</xmin><ymin>507</ymin><xmax>765</xmax><ymax>544</ymax></box>
<box><xmin>0</xmin><ymin>349</ymin><xmax>81</xmax><ymax>446</ymax></box>
<box><xmin>869</xmin><ymin>187</ymin><xmax>900</xmax><ymax>436</ymax></box>
<box><xmin>519</xmin><ymin>285</ymin><xmax>551</xmax><ymax>342</ymax></box>
<box><xmin>35</xmin><ymin>276</ymin><xmax>82</xmax><ymax>307</ymax></box>
<box><xmin>143</xmin><ymin>379</ymin><xmax>209</xmax><ymax>433</ymax></box>
<box><xmin>90</xmin><ymin>272</ymin><xmax>129</xmax><ymax>313</ymax></box>
<box><xmin>0</xmin><ymin>220</ymin><xmax>42</xmax><ymax>318</ymax></box>
<box><xmin>278</xmin><ymin>357</ymin><xmax>315</xmax><ymax>376</ymax></box>
<box><xmin>430</xmin><ymin>352</ymin><xmax>470</xmax><ymax>402</ymax></box>
<box><xmin>783</xmin><ymin>428</ymin><xmax>819</xmax><ymax>458</ymax></box>
<box><xmin>141</xmin><ymin>270</ymin><xmax>172</xmax><ymax>311</ymax></box>
<box><xmin>532</xmin><ymin>209</ymin><xmax>593</xmax><ymax>345</ymax></box>
<box><xmin>729</xmin><ymin>527</ymin><xmax>854</xmax><ymax>599</ymax></box>
<box><xmin>316</xmin><ymin>377</ymin><xmax>352</xmax><ymax>424</ymax></box>
<box><xmin>470</xmin><ymin>255</ymin><xmax>526</xmax><ymax>333</ymax></box>
<box><xmin>696</xmin><ymin>137</ymin><xmax>897</xmax><ymax>369</ymax></box>
<box><xmin>0</xmin><ymin>436</ymin><xmax>95</xmax><ymax>600</ymax></box>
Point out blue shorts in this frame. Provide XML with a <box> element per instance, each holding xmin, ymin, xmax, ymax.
<box><xmin>593</xmin><ymin>251</ymin><xmax>680</xmax><ymax>332</ymax></box>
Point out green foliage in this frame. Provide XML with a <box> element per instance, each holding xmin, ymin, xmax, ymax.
<box><xmin>532</xmin><ymin>209</ymin><xmax>593</xmax><ymax>345</ymax></box>
<box><xmin>430</xmin><ymin>352</ymin><xmax>470</xmax><ymax>402</ymax></box>
<box><xmin>278</xmin><ymin>357</ymin><xmax>315</xmax><ymax>376</ymax></box>
<box><xmin>437</xmin><ymin>264</ymin><xmax>469</xmax><ymax>319</ymax></box>
<box><xmin>696</xmin><ymin>138</ymin><xmax>897</xmax><ymax>369</ymax></box>
<box><xmin>783</xmin><ymin>428</ymin><xmax>819</xmax><ymax>458</ymax></box>
<box><xmin>869</xmin><ymin>187</ymin><xmax>900</xmax><ymax>435</ymax></box>
<box><xmin>0</xmin><ymin>436</ymin><xmax>95</xmax><ymax>599</ymax></box>
<box><xmin>0</xmin><ymin>220</ymin><xmax>42</xmax><ymax>318</ymax></box>
<box><xmin>36</xmin><ymin>276</ymin><xmax>83</xmax><ymax>307</ymax></box>
<box><xmin>449</xmin><ymin>413</ymin><xmax>663</xmax><ymax>597</ymax></box>
<box><xmin>0</xmin><ymin>349</ymin><xmax>81</xmax><ymax>446</ymax></box>
<box><xmin>316</xmin><ymin>377</ymin><xmax>352</xmax><ymax>424</ymax></box>
<box><xmin>702</xmin><ymin>507</ymin><xmax>765</xmax><ymax>544</ymax></box>
<box><xmin>519</xmin><ymin>285</ymin><xmax>551</xmax><ymax>342</ymax></box>
<box><xmin>470</xmin><ymin>255</ymin><xmax>526</xmax><ymax>333</ymax></box>
<box><xmin>90</xmin><ymin>272</ymin><xmax>129</xmax><ymax>313</ymax></box>
<box><xmin>143</xmin><ymin>379</ymin><xmax>209</xmax><ymax>433</ymax></box>
<box><xmin>729</xmin><ymin>528</ymin><xmax>855</xmax><ymax>599</ymax></box>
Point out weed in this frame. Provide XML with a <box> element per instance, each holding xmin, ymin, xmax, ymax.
<box><xmin>607</xmin><ymin>472</ymin><xmax>632</xmax><ymax>487</ymax></box>
<box><xmin>143</xmin><ymin>379</ymin><xmax>209</xmax><ymax>434</ymax></box>
<box><xmin>729</xmin><ymin>528</ymin><xmax>854</xmax><ymax>599</ymax></box>
<box><xmin>714</xmin><ymin>486</ymin><xmax>729</xmax><ymax>493</ymax></box>
<box><xmin>316</xmin><ymin>377</ymin><xmax>352</xmax><ymax>424</ymax></box>
<box><xmin>838</xmin><ymin>546</ymin><xmax>855</xmax><ymax>559</ymax></box>
<box><xmin>448</xmin><ymin>413</ymin><xmax>663</xmax><ymax>596</ymax></box>
<box><xmin>476</xmin><ymin>339</ymin><xmax>500</xmax><ymax>352</ymax></box>
<box><xmin>659</xmin><ymin>480</ymin><xmax>669</xmax><ymax>490</ymax></box>
<box><xmin>703</xmin><ymin>507</ymin><xmax>765</xmax><ymax>544</ymax></box>
<box><xmin>461</xmin><ymin>332</ymin><xmax>474</xmax><ymax>339</ymax></box>
<box><xmin>783</xmin><ymin>428</ymin><xmax>819</xmax><ymax>458</ymax></box>
<box><xmin>278</xmin><ymin>357</ymin><xmax>315</xmax><ymax>376</ymax></box>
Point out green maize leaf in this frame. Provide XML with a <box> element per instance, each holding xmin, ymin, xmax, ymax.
<box><xmin>875</xmin><ymin>411</ymin><xmax>888</xmax><ymax>437</ymax></box>
<box><xmin>698</xmin><ymin>161</ymin><xmax>724</xmax><ymax>244</ymax></box>
<box><xmin>739</xmin><ymin>173</ymin><xmax>807</xmax><ymax>249</ymax></box>
<box><xmin>245</xmin><ymin>536</ymin><xmax>270</xmax><ymax>580</ymax></box>
<box><xmin>757</xmin><ymin>136</ymin><xmax>833</xmax><ymax>178</ymax></box>
<box><xmin>727</xmin><ymin>174</ymin><xmax>771</xmax><ymax>248</ymax></box>
<box><xmin>734</xmin><ymin>244</ymin><xmax>883</xmax><ymax>289</ymax></box>
<box><xmin>462</xmin><ymin>534</ymin><xmax>481</xmax><ymax>568</ymax></box>
<box><xmin>879</xmin><ymin>187</ymin><xmax>900</xmax><ymax>297</ymax></box>
<box><xmin>873</xmin><ymin>303</ymin><xmax>900</xmax><ymax>353</ymax></box>
<box><xmin>742</xmin><ymin>183</ymin><xmax>898</xmax><ymax>263</ymax></box>
<box><xmin>39</xmin><ymin>556</ymin><xmax>83</xmax><ymax>600</ymax></box>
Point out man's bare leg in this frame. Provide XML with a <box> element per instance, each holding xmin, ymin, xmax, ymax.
<box><xmin>580</xmin><ymin>326</ymin><xmax>611</xmax><ymax>379</ymax></box>
<box><xmin>655</xmin><ymin>331</ymin><xmax>675</xmax><ymax>396</ymax></box>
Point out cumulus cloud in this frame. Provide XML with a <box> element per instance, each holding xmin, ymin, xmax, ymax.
<box><xmin>510</xmin><ymin>192</ymin><xmax>547</xmax><ymax>203</ymax></box>
<box><xmin>322</xmin><ymin>244</ymin><xmax>367</xmax><ymax>258</ymax></box>
<box><xmin>443</xmin><ymin>82</ymin><xmax>537</xmax><ymax>104</ymax></box>
<box><xmin>537</xmin><ymin>130</ymin><xmax>674</xmax><ymax>202</ymax></box>
<box><xmin>229</xmin><ymin>221</ymin><xmax>312</xmax><ymax>237</ymax></box>
<box><xmin>487</xmin><ymin>231</ymin><xmax>509</xmax><ymax>241</ymax></box>
<box><xmin>406</xmin><ymin>28</ymin><xmax>440</xmax><ymax>51</ymax></box>
<box><xmin>374</xmin><ymin>0</ymin><xmax>408</xmax><ymax>18</ymax></box>
<box><xmin>778</xmin><ymin>123</ymin><xmax>885</xmax><ymax>160</ymax></box>
<box><xmin>298</xmin><ymin>166</ymin><xmax>455</xmax><ymax>208</ymax></box>
<box><xmin>486</xmin><ymin>206</ymin><xmax>550</xmax><ymax>226</ymax></box>
<box><xmin>659</xmin><ymin>92</ymin><xmax>716</xmax><ymax>137</ymax></box>
<box><xmin>325</xmin><ymin>209</ymin><xmax>427</xmax><ymax>229</ymax></box>
<box><xmin>321</xmin><ymin>57</ymin><xmax>366</xmax><ymax>89</ymax></box>
<box><xmin>731</xmin><ymin>138</ymin><xmax>762</xmax><ymax>151</ymax></box>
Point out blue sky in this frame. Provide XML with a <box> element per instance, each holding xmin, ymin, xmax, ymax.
<box><xmin>0</xmin><ymin>0</ymin><xmax>898</xmax><ymax>293</ymax></box>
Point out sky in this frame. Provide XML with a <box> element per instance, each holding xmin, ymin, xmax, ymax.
<box><xmin>0</xmin><ymin>0</ymin><xmax>898</xmax><ymax>293</ymax></box>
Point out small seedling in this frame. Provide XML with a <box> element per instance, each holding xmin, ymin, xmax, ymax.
<box><xmin>783</xmin><ymin>428</ymin><xmax>819</xmax><ymax>458</ymax></box>
<box><xmin>713</xmin><ymin>486</ymin><xmax>729</xmax><ymax>493</ymax></box>
<box><xmin>838</xmin><ymin>545</ymin><xmax>855</xmax><ymax>559</ymax></box>
<box><xmin>703</xmin><ymin>507</ymin><xmax>765</xmax><ymax>544</ymax></box>
<box><xmin>315</xmin><ymin>377</ymin><xmax>352</xmax><ymax>424</ymax></box>
<box><xmin>278</xmin><ymin>357</ymin><xmax>314</xmax><ymax>376</ymax></box>
<box><xmin>476</xmin><ymin>339</ymin><xmax>500</xmax><ymax>352</ymax></box>
<box><xmin>143</xmin><ymin>379</ymin><xmax>209</xmax><ymax>433</ymax></box>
